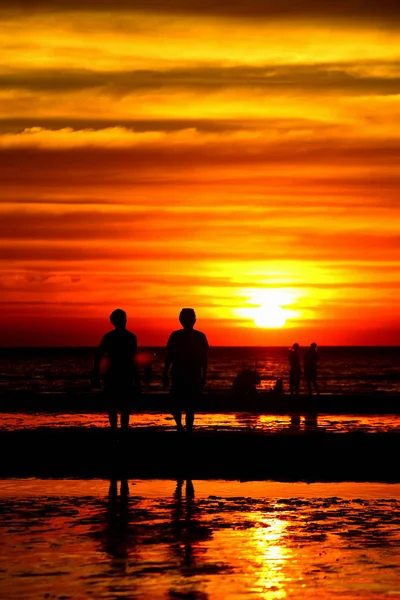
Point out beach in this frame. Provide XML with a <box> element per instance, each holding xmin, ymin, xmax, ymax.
<box><xmin>1</xmin><ymin>347</ymin><xmax>400</xmax><ymax>598</ymax></box>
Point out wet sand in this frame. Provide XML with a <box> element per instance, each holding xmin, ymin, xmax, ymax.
<box><xmin>0</xmin><ymin>478</ymin><xmax>399</xmax><ymax>599</ymax></box>
<box><xmin>1</xmin><ymin>390</ymin><xmax>399</xmax><ymax>414</ymax></box>
<box><xmin>1</xmin><ymin>412</ymin><xmax>400</xmax><ymax>433</ymax></box>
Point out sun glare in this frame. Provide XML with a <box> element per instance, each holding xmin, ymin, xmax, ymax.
<box><xmin>253</xmin><ymin>304</ymin><xmax>288</xmax><ymax>328</ymax></box>
<box><xmin>235</xmin><ymin>287</ymin><xmax>301</xmax><ymax>329</ymax></box>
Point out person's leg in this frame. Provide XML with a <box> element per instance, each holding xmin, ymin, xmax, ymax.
<box><xmin>313</xmin><ymin>376</ymin><xmax>320</xmax><ymax>395</ymax></box>
<box><xmin>185</xmin><ymin>410</ymin><xmax>195</xmax><ymax>433</ymax></box>
<box><xmin>185</xmin><ymin>386</ymin><xmax>199</xmax><ymax>433</ymax></box>
<box><xmin>109</xmin><ymin>478</ymin><xmax>118</xmax><ymax>497</ymax></box>
<box><xmin>105</xmin><ymin>382</ymin><xmax>118</xmax><ymax>430</ymax></box>
<box><xmin>108</xmin><ymin>408</ymin><xmax>118</xmax><ymax>430</ymax></box>
<box><xmin>121</xmin><ymin>409</ymin><xmax>130</xmax><ymax>429</ymax></box>
<box><xmin>120</xmin><ymin>479</ymin><xmax>129</xmax><ymax>496</ymax></box>
<box><xmin>185</xmin><ymin>479</ymin><xmax>194</xmax><ymax>497</ymax></box>
<box><xmin>306</xmin><ymin>376</ymin><xmax>312</xmax><ymax>395</ymax></box>
<box><xmin>173</xmin><ymin>410</ymin><xmax>184</xmax><ymax>432</ymax></box>
<box><xmin>171</xmin><ymin>386</ymin><xmax>184</xmax><ymax>432</ymax></box>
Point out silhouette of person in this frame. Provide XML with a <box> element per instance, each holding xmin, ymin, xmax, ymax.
<box><xmin>144</xmin><ymin>365</ymin><xmax>152</xmax><ymax>384</ymax></box>
<box><xmin>304</xmin><ymin>342</ymin><xmax>320</xmax><ymax>395</ymax></box>
<box><xmin>232</xmin><ymin>368</ymin><xmax>261</xmax><ymax>398</ymax></box>
<box><xmin>163</xmin><ymin>308</ymin><xmax>209</xmax><ymax>433</ymax></box>
<box><xmin>92</xmin><ymin>309</ymin><xmax>140</xmax><ymax>430</ymax></box>
<box><xmin>289</xmin><ymin>343</ymin><xmax>301</xmax><ymax>395</ymax></box>
<box><xmin>272</xmin><ymin>377</ymin><xmax>284</xmax><ymax>396</ymax></box>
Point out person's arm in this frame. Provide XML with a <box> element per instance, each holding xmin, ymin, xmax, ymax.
<box><xmin>200</xmin><ymin>335</ymin><xmax>209</xmax><ymax>388</ymax></box>
<box><xmin>92</xmin><ymin>335</ymin><xmax>106</xmax><ymax>387</ymax></box>
<box><xmin>163</xmin><ymin>334</ymin><xmax>173</xmax><ymax>390</ymax></box>
<box><xmin>132</xmin><ymin>334</ymin><xmax>142</xmax><ymax>392</ymax></box>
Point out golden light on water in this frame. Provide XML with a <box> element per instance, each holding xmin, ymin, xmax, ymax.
<box><xmin>249</xmin><ymin>516</ymin><xmax>290</xmax><ymax>599</ymax></box>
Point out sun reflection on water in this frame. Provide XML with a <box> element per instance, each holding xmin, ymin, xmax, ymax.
<box><xmin>249</xmin><ymin>516</ymin><xmax>290</xmax><ymax>599</ymax></box>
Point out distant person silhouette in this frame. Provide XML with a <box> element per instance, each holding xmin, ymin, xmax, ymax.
<box><xmin>232</xmin><ymin>368</ymin><xmax>261</xmax><ymax>398</ymax></box>
<box><xmin>272</xmin><ymin>377</ymin><xmax>284</xmax><ymax>396</ymax></box>
<box><xmin>304</xmin><ymin>342</ymin><xmax>320</xmax><ymax>395</ymax></box>
<box><xmin>289</xmin><ymin>343</ymin><xmax>301</xmax><ymax>395</ymax></box>
<box><xmin>92</xmin><ymin>309</ymin><xmax>140</xmax><ymax>430</ymax></box>
<box><xmin>163</xmin><ymin>308</ymin><xmax>209</xmax><ymax>433</ymax></box>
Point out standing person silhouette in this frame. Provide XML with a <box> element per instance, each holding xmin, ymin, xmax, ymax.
<box><xmin>92</xmin><ymin>309</ymin><xmax>140</xmax><ymax>430</ymax></box>
<box><xmin>163</xmin><ymin>308</ymin><xmax>209</xmax><ymax>433</ymax></box>
<box><xmin>304</xmin><ymin>342</ymin><xmax>320</xmax><ymax>395</ymax></box>
<box><xmin>289</xmin><ymin>342</ymin><xmax>301</xmax><ymax>395</ymax></box>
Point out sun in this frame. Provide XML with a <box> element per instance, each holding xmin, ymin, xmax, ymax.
<box><xmin>235</xmin><ymin>287</ymin><xmax>301</xmax><ymax>329</ymax></box>
<box><xmin>253</xmin><ymin>304</ymin><xmax>288</xmax><ymax>328</ymax></box>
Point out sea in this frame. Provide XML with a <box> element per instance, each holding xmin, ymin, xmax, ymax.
<box><xmin>0</xmin><ymin>345</ymin><xmax>399</xmax><ymax>394</ymax></box>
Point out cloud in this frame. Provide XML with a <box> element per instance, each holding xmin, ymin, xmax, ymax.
<box><xmin>2</xmin><ymin>117</ymin><xmax>327</xmax><ymax>134</ymax></box>
<box><xmin>2</xmin><ymin>0</ymin><xmax>400</xmax><ymax>24</ymax></box>
<box><xmin>0</xmin><ymin>204</ymin><xmax>397</xmax><ymax>241</ymax></box>
<box><xmin>2</xmin><ymin>62</ymin><xmax>400</xmax><ymax>96</ymax></box>
<box><xmin>1</xmin><ymin>226</ymin><xmax>399</xmax><ymax>263</ymax></box>
<box><xmin>1</xmin><ymin>128</ymin><xmax>400</xmax><ymax>179</ymax></box>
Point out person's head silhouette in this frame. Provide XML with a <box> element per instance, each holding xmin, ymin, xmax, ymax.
<box><xmin>310</xmin><ymin>342</ymin><xmax>317</xmax><ymax>350</ymax></box>
<box><xmin>292</xmin><ymin>342</ymin><xmax>299</xmax><ymax>351</ymax></box>
<box><xmin>179</xmin><ymin>308</ymin><xmax>196</xmax><ymax>329</ymax></box>
<box><xmin>110</xmin><ymin>309</ymin><xmax>127</xmax><ymax>330</ymax></box>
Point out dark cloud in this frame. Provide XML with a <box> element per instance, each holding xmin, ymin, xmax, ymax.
<box><xmin>2</xmin><ymin>229</ymin><xmax>399</xmax><ymax>263</ymax></box>
<box><xmin>2</xmin><ymin>0</ymin><xmax>400</xmax><ymax>23</ymax></box>
<box><xmin>2</xmin><ymin>271</ymin><xmax>399</xmax><ymax>293</ymax></box>
<box><xmin>0</xmin><ymin>117</ymin><xmax>332</xmax><ymax>135</ymax></box>
<box><xmin>0</xmin><ymin>211</ymin><xmax>152</xmax><ymax>241</ymax></box>
<box><xmin>2</xmin><ymin>209</ymin><xmax>396</xmax><ymax>245</ymax></box>
<box><xmin>1</xmin><ymin>135</ymin><xmax>400</xmax><ymax>190</ymax></box>
<box><xmin>2</xmin><ymin>63</ymin><xmax>400</xmax><ymax>96</ymax></box>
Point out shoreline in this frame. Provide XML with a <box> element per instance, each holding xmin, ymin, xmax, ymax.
<box><xmin>0</xmin><ymin>390</ymin><xmax>399</xmax><ymax>414</ymax></box>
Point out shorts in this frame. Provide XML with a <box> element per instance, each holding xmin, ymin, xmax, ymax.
<box><xmin>104</xmin><ymin>379</ymin><xmax>138</xmax><ymax>412</ymax></box>
<box><xmin>305</xmin><ymin>369</ymin><xmax>317</xmax><ymax>381</ymax></box>
<box><xmin>170</xmin><ymin>381</ymin><xmax>201</xmax><ymax>412</ymax></box>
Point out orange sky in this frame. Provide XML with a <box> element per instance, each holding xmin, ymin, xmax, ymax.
<box><xmin>1</xmin><ymin>1</ymin><xmax>400</xmax><ymax>345</ymax></box>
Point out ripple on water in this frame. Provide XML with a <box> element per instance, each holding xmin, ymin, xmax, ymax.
<box><xmin>1</xmin><ymin>412</ymin><xmax>400</xmax><ymax>434</ymax></box>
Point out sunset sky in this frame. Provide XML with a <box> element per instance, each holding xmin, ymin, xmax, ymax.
<box><xmin>1</xmin><ymin>0</ymin><xmax>400</xmax><ymax>346</ymax></box>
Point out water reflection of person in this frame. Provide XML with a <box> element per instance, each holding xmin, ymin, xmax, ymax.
<box><xmin>97</xmin><ymin>478</ymin><xmax>136</xmax><ymax>579</ymax></box>
<box><xmin>304</xmin><ymin>413</ymin><xmax>319</xmax><ymax>431</ymax></box>
<box><xmin>289</xmin><ymin>413</ymin><xmax>319</xmax><ymax>431</ymax></box>
<box><xmin>168</xmin><ymin>479</ymin><xmax>212</xmax><ymax>599</ymax></box>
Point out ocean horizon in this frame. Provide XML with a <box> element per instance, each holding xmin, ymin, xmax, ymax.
<box><xmin>1</xmin><ymin>345</ymin><xmax>399</xmax><ymax>395</ymax></box>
